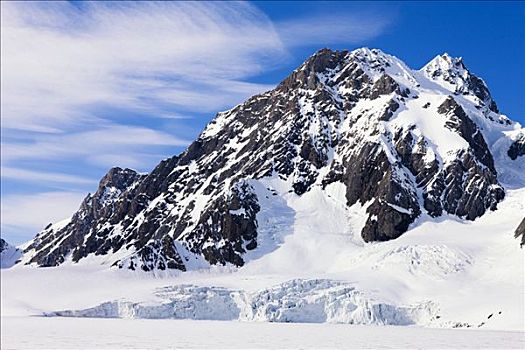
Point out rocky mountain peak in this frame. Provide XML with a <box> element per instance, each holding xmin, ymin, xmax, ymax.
<box><xmin>280</xmin><ymin>47</ymin><xmax>414</xmax><ymax>95</ymax></box>
<box><xmin>98</xmin><ymin>167</ymin><xmax>142</xmax><ymax>191</ymax></box>
<box><xmin>303</xmin><ymin>48</ymin><xmax>347</xmax><ymax>72</ymax></box>
<box><xmin>278</xmin><ymin>48</ymin><xmax>347</xmax><ymax>91</ymax></box>
<box><xmin>424</xmin><ymin>53</ymin><xmax>466</xmax><ymax>73</ymax></box>
<box><xmin>422</xmin><ymin>53</ymin><xmax>499</xmax><ymax>113</ymax></box>
<box><xmin>93</xmin><ymin>167</ymin><xmax>144</xmax><ymax>208</ymax></box>
<box><xmin>349</xmin><ymin>47</ymin><xmax>396</xmax><ymax>69</ymax></box>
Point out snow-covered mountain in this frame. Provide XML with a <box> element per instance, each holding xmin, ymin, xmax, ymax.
<box><xmin>18</xmin><ymin>47</ymin><xmax>525</xmax><ymax>272</ymax></box>
<box><xmin>0</xmin><ymin>238</ymin><xmax>21</xmax><ymax>268</ymax></box>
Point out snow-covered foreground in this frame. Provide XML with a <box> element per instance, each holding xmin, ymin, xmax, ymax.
<box><xmin>1</xmin><ymin>186</ymin><xmax>524</xmax><ymax>349</ymax></box>
<box><xmin>2</xmin><ymin>317</ymin><xmax>524</xmax><ymax>349</ymax></box>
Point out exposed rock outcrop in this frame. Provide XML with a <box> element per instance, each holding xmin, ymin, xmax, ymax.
<box><xmin>508</xmin><ymin>134</ymin><xmax>525</xmax><ymax>160</ymax></box>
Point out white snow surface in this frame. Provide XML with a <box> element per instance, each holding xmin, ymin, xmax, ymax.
<box><xmin>3</xmin><ymin>317</ymin><xmax>524</xmax><ymax>349</ymax></box>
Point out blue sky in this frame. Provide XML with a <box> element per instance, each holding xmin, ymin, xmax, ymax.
<box><xmin>1</xmin><ymin>1</ymin><xmax>524</xmax><ymax>244</ymax></box>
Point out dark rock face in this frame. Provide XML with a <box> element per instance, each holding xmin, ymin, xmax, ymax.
<box><xmin>441</xmin><ymin>151</ymin><xmax>504</xmax><ymax>220</ymax></box>
<box><xmin>23</xmin><ymin>48</ymin><xmax>512</xmax><ymax>271</ymax></box>
<box><xmin>370</xmin><ymin>74</ymin><xmax>400</xmax><ymax>100</ymax></box>
<box><xmin>515</xmin><ymin>218</ymin><xmax>525</xmax><ymax>247</ymax></box>
<box><xmin>25</xmin><ymin>167</ymin><xmax>146</xmax><ymax>267</ymax></box>
<box><xmin>114</xmin><ymin>235</ymin><xmax>186</xmax><ymax>272</ymax></box>
<box><xmin>508</xmin><ymin>135</ymin><xmax>525</xmax><ymax>160</ymax></box>
<box><xmin>438</xmin><ymin>96</ymin><xmax>495</xmax><ymax>171</ymax></box>
<box><xmin>335</xmin><ymin>141</ymin><xmax>420</xmax><ymax>242</ymax></box>
<box><xmin>388</xmin><ymin>96</ymin><xmax>503</xmax><ymax>221</ymax></box>
<box><xmin>466</xmin><ymin>74</ymin><xmax>499</xmax><ymax>114</ymax></box>
<box><xmin>432</xmin><ymin>96</ymin><xmax>505</xmax><ymax>219</ymax></box>
<box><xmin>191</xmin><ymin>181</ymin><xmax>260</xmax><ymax>266</ymax></box>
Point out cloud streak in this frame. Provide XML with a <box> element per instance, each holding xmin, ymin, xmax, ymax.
<box><xmin>278</xmin><ymin>13</ymin><xmax>392</xmax><ymax>47</ymax></box>
<box><xmin>1</xmin><ymin>167</ymin><xmax>96</xmax><ymax>186</ymax></box>
<box><xmin>1</xmin><ymin>191</ymin><xmax>87</xmax><ymax>244</ymax></box>
<box><xmin>0</xmin><ymin>1</ymin><xmax>286</xmax><ymax>132</ymax></box>
<box><xmin>2</xmin><ymin>124</ymin><xmax>190</xmax><ymax>169</ymax></box>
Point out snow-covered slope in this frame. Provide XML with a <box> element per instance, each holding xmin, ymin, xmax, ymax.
<box><xmin>15</xmin><ymin>47</ymin><xmax>524</xmax><ymax>273</ymax></box>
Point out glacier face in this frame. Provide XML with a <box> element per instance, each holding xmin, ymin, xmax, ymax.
<box><xmin>47</xmin><ymin>279</ymin><xmax>439</xmax><ymax>326</ymax></box>
<box><xmin>19</xmin><ymin>47</ymin><xmax>524</xmax><ymax>271</ymax></box>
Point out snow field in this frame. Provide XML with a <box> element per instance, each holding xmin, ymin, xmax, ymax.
<box><xmin>2</xmin><ymin>316</ymin><xmax>524</xmax><ymax>349</ymax></box>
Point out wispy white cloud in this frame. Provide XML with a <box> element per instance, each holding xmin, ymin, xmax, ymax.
<box><xmin>2</xmin><ymin>124</ymin><xmax>190</xmax><ymax>168</ymax></box>
<box><xmin>1</xmin><ymin>191</ymin><xmax>87</xmax><ymax>244</ymax></box>
<box><xmin>278</xmin><ymin>13</ymin><xmax>392</xmax><ymax>47</ymax></box>
<box><xmin>0</xmin><ymin>1</ymin><xmax>286</xmax><ymax>132</ymax></box>
<box><xmin>1</xmin><ymin>167</ymin><xmax>96</xmax><ymax>186</ymax></box>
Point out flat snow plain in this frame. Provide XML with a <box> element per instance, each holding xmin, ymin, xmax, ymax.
<box><xmin>1</xmin><ymin>183</ymin><xmax>524</xmax><ymax>349</ymax></box>
<box><xmin>2</xmin><ymin>317</ymin><xmax>524</xmax><ymax>349</ymax></box>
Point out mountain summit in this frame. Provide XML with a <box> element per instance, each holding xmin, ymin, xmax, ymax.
<box><xmin>20</xmin><ymin>48</ymin><xmax>525</xmax><ymax>271</ymax></box>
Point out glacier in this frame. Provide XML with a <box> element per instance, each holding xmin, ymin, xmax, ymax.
<box><xmin>47</xmin><ymin>279</ymin><xmax>439</xmax><ymax>326</ymax></box>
